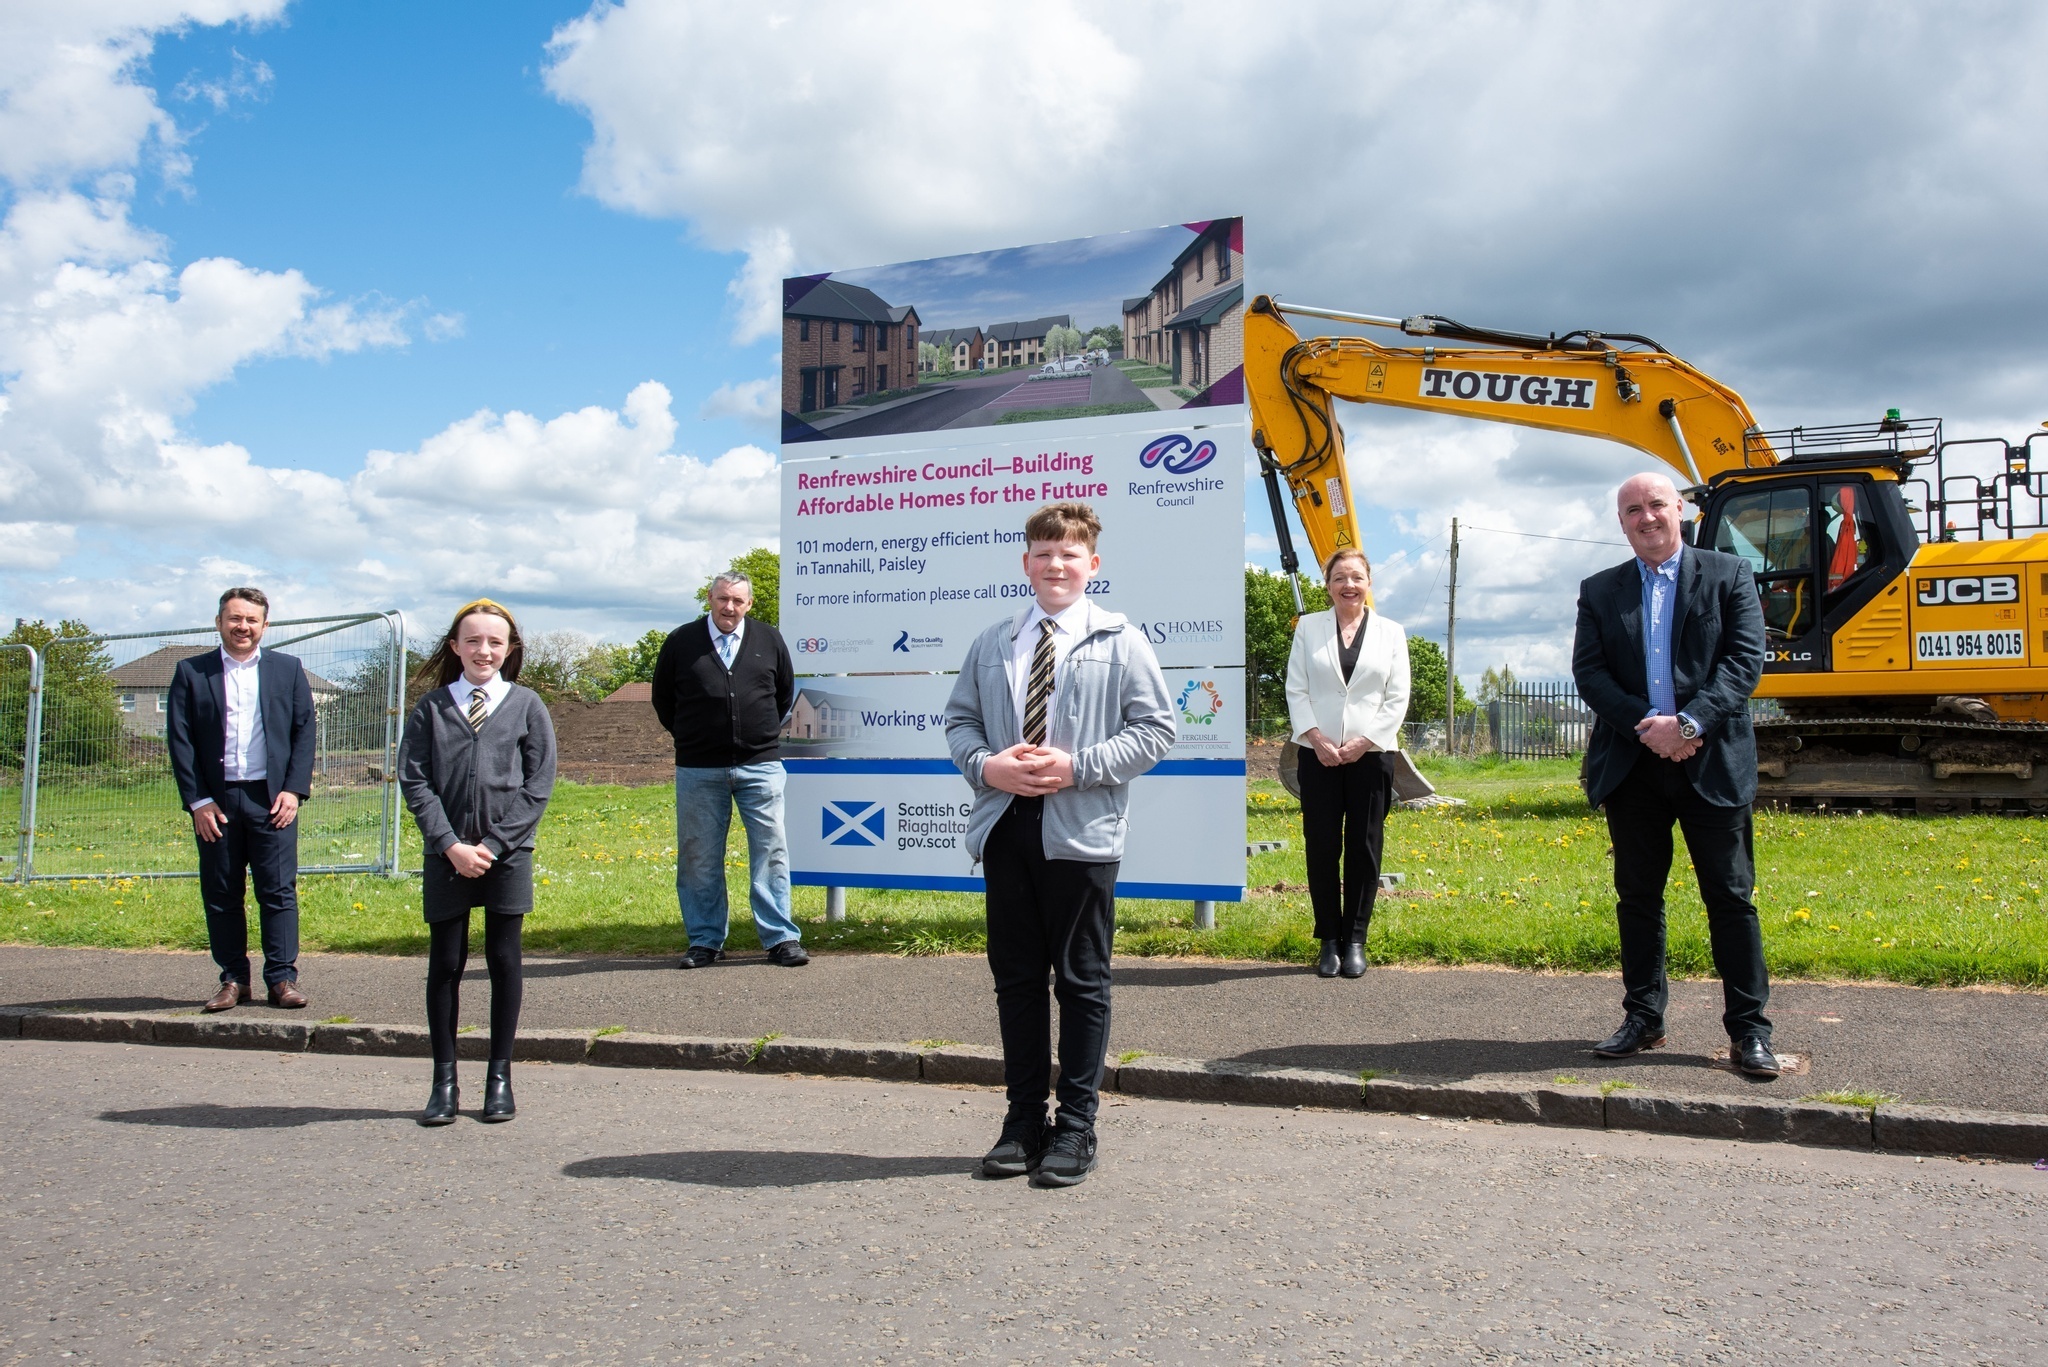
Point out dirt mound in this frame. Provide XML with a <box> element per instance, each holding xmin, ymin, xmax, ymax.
<box><xmin>548</xmin><ymin>698</ymin><xmax>674</xmax><ymax>787</ymax></box>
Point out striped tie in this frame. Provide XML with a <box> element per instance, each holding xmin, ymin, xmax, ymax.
<box><xmin>1022</xmin><ymin>618</ymin><xmax>1056</xmax><ymax>746</ymax></box>
<box><xmin>467</xmin><ymin>686</ymin><xmax>488</xmax><ymax>732</ymax></box>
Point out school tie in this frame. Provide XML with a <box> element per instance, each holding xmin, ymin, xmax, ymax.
<box><xmin>467</xmin><ymin>686</ymin><xmax>488</xmax><ymax>732</ymax></box>
<box><xmin>1022</xmin><ymin>618</ymin><xmax>1056</xmax><ymax>746</ymax></box>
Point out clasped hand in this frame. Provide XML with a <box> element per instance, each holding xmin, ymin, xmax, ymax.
<box><xmin>445</xmin><ymin>842</ymin><xmax>496</xmax><ymax>878</ymax></box>
<box><xmin>982</xmin><ymin>742</ymin><xmax>1076</xmax><ymax>796</ymax></box>
<box><xmin>1635</xmin><ymin>714</ymin><xmax>1701</xmax><ymax>762</ymax></box>
<box><xmin>1306</xmin><ymin>729</ymin><xmax>1375</xmax><ymax>767</ymax></box>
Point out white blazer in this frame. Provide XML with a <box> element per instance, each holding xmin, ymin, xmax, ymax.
<box><xmin>1285</xmin><ymin>609</ymin><xmax>1411</xmax><ymax>754</ymax></box>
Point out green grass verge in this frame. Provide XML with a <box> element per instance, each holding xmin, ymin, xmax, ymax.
<box><xmin>1113</xmin><ymin>359</ymin><xmax>1177</xmax><ymax>387</ymax></box>
<box><xmin>5</xmin><ymin>761</ymin><xmax>2048</xmax><ymax>987</ymax></box>
<box><xmin>993</xmin><ymin>401</ymin><xmax>1157</xmax><ymax>425</ymax></box>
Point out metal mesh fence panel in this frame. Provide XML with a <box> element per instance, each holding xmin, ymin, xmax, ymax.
<box><xmin>29</xmin><ymin>614</ymin><xmax>403</xmax><ymax>881</ymax></box>
<box><xmin>0</xmin><ymin>644</ymin><xmax>38</xmax><ymax>882</ymax></box>
<box><xmin>1484</xmin><ymin>683</ymin><xmax>1592</xmax><ymax>758</ymax></box>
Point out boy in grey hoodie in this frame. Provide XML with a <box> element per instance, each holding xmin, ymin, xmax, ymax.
<box><xmin>943</xmin><ymin>501</ymin><xmax>1175</xmax><ymax>1186</ymax></box>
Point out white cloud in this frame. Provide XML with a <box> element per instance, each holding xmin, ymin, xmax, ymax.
<box><xmin>696</xmin><ymin>376</ymin><xmax>776</xmax><ymax>425</ymax></box>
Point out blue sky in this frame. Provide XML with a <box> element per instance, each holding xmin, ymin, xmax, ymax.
<box><xmin>4</xmin><ymin>2</ymin><xmax>2046</xmax><ymax>677</ymax></box>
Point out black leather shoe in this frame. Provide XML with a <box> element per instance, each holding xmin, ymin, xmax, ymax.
<box><xmin>1592</xmin><ymin>1017</ymin><xmax>1667</xmax><ymax>1058</ymax></box>
<box><xmin>1034</xmin><ymin>1126</ymin><xmax>1098</xmax><ymax>1187</ymax></box>
<box><xmin>1316</xmin><ymin>939</ymin><xmax>1341</xmax><ymax>978</ymax></box>
<box><xmin>677</xmin><ymin>946</ymin><xmax>725</xmax><ymax>969</ymax></box>
<box><xmin>766</xmin><ymin>940</ymin><xmax>810</xmax><ymax>967</ymax></box>
<box><xmin>420</xmin><ymin>1062</ymin><xmax>459</xmax><ymax>1126</ymax></box>
<box><xmin>980</xmin><ymin>1109</ymin><xmax>1047</xmax><ymax>1178</ymax></box>
<box><xmin>1733</xmin><ymin>1035</ymin><xmax>1781</xmax><ymax>1078</ymax></box>
<box><xmin>1339</xmin><ymin>941</ymin><xmax>1367</xmax><ymax>978</ymax></box>
<box><xmin>482</xmin><ymin>1060</ymin><xmax>516</xmax><ymax>1121</ymax></box>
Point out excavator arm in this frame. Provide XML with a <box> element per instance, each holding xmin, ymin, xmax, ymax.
<box><xmin>1243</xmin><ymin>293</ymin><xmax>1774</xmax><ymax>596</ymax></box>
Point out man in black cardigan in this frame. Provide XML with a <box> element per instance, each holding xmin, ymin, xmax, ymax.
<box><xmin>166</xmin><ymin>587</ymin><xmax>317</xmax><ymax>1011</ymax></box>
<box><xmin>1573</xmin><ymin>472</ymin><xmax>1777</xmax><ymax>1078</ymax></box>
<box><xmin>652</xmin><ymin>571</ymin><xmax>805</xmax><ymax>968</ymax></box>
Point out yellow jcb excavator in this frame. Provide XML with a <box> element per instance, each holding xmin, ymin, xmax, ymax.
<box><xmin>1244</xmin><ymin>293</ymin><xmax>2048</xmax><ymax>813</ymax></box>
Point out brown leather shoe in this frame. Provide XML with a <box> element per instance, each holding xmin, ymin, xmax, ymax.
<box><xmin>267</xmin><ymin>980</ymin><xmax>308</xmax><ymax>1009</ymax></box>
<box><xmin>203</xmin><ymin>981</ymin><xmax>250</xmax><ymax>1013</ymax></box>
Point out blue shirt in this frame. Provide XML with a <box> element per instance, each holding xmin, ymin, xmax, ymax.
<box><xmin>1638</xmin><ymin>550</ymin><xmax>1682</xmax><ymax>721</ymax></box>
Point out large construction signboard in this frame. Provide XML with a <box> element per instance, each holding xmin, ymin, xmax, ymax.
<box><xmin>778</xmin><ymin>221</ymin><xmax>1247</xmax><ymax>900</ymax></box>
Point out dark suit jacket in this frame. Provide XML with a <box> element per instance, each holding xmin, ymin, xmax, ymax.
<box><xmin>166</xmin><ymin>648</ymin><xmax>318</xmax><ymax>810</ymax></box>
<box><xmin>1571</xmin><ymin>546</ymin><xmax>1766</xmax><ymax>809</ymax></box>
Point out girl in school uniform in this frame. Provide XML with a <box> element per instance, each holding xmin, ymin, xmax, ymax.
<box><xmin>399</xmin><ymin>599</ymin><xmax>557</xmax><ymax>1125</ymax></box>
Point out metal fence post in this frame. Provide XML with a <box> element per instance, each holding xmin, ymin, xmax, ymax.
<box><xmin>380</xmin><ymin>610</ymin><xmax>407</xmax><ymax>877</ymax></box>
<box><xmin>1</xmin><ymin>644</ymin><xmax>41</xmax><ymax>883</ymax></box>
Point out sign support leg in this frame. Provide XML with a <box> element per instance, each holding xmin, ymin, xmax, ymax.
<box><xmin>1192</xmin><ymin>899</ymin><xmax>1215</xmax><ymax>930</ymax></box>
<box><xmin>825</xmin><ymin>886</ymin><xmax>846</xmax><ymax>923</ymax></box>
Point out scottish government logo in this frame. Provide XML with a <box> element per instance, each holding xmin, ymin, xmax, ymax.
<box><xmin>1139</xmin><ymin>433</ymin><xmax>1218</xmax><ymax>475</ymax></box>
<box><xmin>822</xmin><ymin>800</ymin><xmax>886</xmax><ymax>847</ymax></box>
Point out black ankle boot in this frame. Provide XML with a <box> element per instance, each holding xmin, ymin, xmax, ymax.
<box><xmin>420</xmin><ymin>1061</ymin><xmax>459</xmax><ymax>1126</ymax></box>
<box><xmin>1316</xmin><ymin>939</ymin><xmax>1341</xmax><ymax>978</ymax></box>
<box><xmin>482</xmin><ymin>1060</ymin><xmax>515</xmax><ymax>1122</ymax></box>
<box><xmin>1340</xmin><ymin>939</ymin><xmax>1368</xmax><ymax>978</ymax></box>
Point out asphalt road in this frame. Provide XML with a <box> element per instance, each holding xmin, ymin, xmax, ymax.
<box><xmin>6</xmin><ymin>945</ymin><xmax>2047</xmax><ymax>1114</ymax></box>
<box><xmin>2</xmin><ymin>1039</ymin><xmax>2042</xmax><ymax>1364</ymax></box>
<box><xmin>817</xmin><ymin>372</ymin><xmax>1024</xmax><ymax>440</ymax></box>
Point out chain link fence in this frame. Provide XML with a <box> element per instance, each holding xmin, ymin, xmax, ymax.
<box><xmin>8</xmin><ymin>613</ymin><xmax>405</xmax><ymax>882</ymax></box>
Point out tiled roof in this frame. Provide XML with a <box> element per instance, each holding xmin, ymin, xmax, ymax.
<box><xmin>785</xmin><ymin>278</ymin><xmax>901</xmax><ymax>324</ymax></box>
<box><xmin>106</xmin><ymin>643</ymin><xmax>340</xmax><ymax>692</ymax></box>
<box><xmin>1163</xmin><ymin>281</ymin><xmax>1244</xmax><ymax>330</ymax></box>
<box><xmin>984</xmin><ymin>314</ymin><xmax>1072</xmax><ymax>343</ymax></box>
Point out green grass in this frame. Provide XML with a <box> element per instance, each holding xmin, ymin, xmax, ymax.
<box><xmin>6</xmin><ymin>762</ymin><xmax>2048</xmax><ymax>987</ymax></box>
<box><xmin>1801</xmin><ymin>1089</ymin><xmax>1900</xmax><ymax>1109</ymax></box>
<box><xmin>1113</xmin><ymin>359</ymin><xmax>1177</xmax><ymax>388</ymax></box>
<box><xmin>993</xmin><ymin>401</ymin><xmax>1156</xmax><ymax>425</ymax></box>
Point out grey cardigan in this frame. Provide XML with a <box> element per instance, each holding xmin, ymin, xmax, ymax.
<box><xmin>944</xmin><ymin>601</ymin><xmax>1175</xmax><ymax>864</ymax></box>
<box><xmin>399</xmin><ymin>683</ymin><xmax>557</xmax><ymax>859</ymax></box>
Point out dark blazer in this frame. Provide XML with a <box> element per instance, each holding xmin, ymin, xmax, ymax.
<box><xmin>166</xmin><ymin>648</ymin><xmax>317</xmax><ymax>810</ymax></box>
<box><xmin>1572</xmin><ymin>546</ymin><xmax>1766</xmax><ymax>809</ymax></box>
<box><xmin>651</xmin><ymin>617</ymin><xmax>794</xmax><ymax>768</ymax></box>
<box><xmin>398</xmin><ymin>683</ymin><xmax>556</xmax><ymax>858</ymax></box>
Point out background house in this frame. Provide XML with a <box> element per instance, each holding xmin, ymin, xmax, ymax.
<box><xmin>782</xmin><ymin>278</ymin><xmax>922</xmax><ymax>415</ymax></box>
<box><xmin>107</xmin><ymin>645</ymin><xmax>341</xmax><ymax>738</ymax></box>
<box><xmin>782</xmin><ymin>687</ymin><xmax>865</xmax><ymax>743</ymax></box>
<box><xmin>981</xmin><ymin>314</ymin><xmax>1071</xmax><ymax>370</ymax></box>
<box><xmin>1121</xmin><ymin>219</ymin><xmax>1244</xmax><ymax>390</ymax></box>
<box><xmin>920</xmin><ymin>326</ymin><xmax>984</xmax><ymax>373</ymax></box>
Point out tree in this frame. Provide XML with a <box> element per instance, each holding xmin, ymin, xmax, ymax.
<box><xmin>1403</xmin><ymin>636</ymin><xmax>1469</xmax><ymax>726</ymax></box>
<box><xmin>1086</xmin><ymin>324</ymin><xmax>1123</xmax><ymax>350</ymax></box>
<box><xmin>695</xmin><ymin>546</ymin><xmax>781</xmax><ymax>627</ymax></box>
<box><xmin>1244</xmin><ymin>567</ymin><xmax>1327</xmax><ymax>729</ymax></box>
<box><xmin>1043</xmin><ymin>324</ymin><xmax>1085</xmax><ymax>361</ymax></box>
<box><xmin>0</xmin><ymin>618</ymin><xmax>122</xmax><ymax>770</ymax></box>
<box><xmin>918</xmin><ymin>340</ymin><xmax>952</xmax><ymax>376</ymax></box>
<box><xmin>1478</xmin><ymin>664</ymin><xmax>1520</xmax><ymax>702</ymax></box>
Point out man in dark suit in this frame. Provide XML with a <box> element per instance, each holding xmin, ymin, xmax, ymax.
<box><xmin>1572</xmin><ymin>472</ymin><xmax>1778</xmax><ymax>1077</ymax></box>
<box><xmin>166</xmin><ymin>587</ymin><xmax>317</xmax><ymax>1012</ymax></box>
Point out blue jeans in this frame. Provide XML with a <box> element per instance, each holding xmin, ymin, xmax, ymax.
<box><xmin>674</xmin><ymin>763</ymin><xmax>799</xmax><ymax>951</ymax></box>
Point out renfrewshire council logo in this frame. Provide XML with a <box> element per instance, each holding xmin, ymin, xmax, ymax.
<box><xmin>1139</xmin><ymin>433</ymin><xmax>1218</xmax><ymax>475</ymax></box>
<box><xmin>822</xmin><ymin>800</ymin><xmax>886</xmax><ymax>847</ymax></box>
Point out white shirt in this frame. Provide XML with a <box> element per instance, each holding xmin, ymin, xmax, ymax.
<box><xmin>711</xmin><ymin>617</ymin><xmax>745</xmax><ymax>669</ymax></box>
<box><xmin>221</xmin><ymin>646</ymin><xmax>266</xmax><ymax>783</ymax></box>
<box><xmin>1010</xmin><ymin>597</ymin><xmax>1088</xmax><ymax>732</ymax></box>
<box><xmin>448</xmin><ymin>674</ymin><xmax>512</xmax><ymax>719</ymax></box>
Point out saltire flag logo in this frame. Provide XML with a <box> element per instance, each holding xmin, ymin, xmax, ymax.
<box><xmin>822</xmin><ymin>800</ymin><xmax>886</xmax><ymax>846</ymax></box>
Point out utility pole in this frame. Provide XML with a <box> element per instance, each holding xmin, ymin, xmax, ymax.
<box><xmin>1445</xmin><ymin>517</ymin><xmax>1460</xmax><ymax>757</ymax></box>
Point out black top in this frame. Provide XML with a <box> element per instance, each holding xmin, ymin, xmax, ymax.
<box><xmin>1571</xmin><ymin>546</ymin><xmax>1766</xmax><ymax>809</ymax></box>
<box><xmin>1335</xmin><ymin>611</ymin><xmax>1368</xmax><ymax>684</ymax></box>
<box><xmin>165</xmin><ymin>649</ymin><xmax>317</xmax><ymax>809</ymax></box>
<box><xmin>651</xmin><ymin>617</ymin><xmax>795</xmax><ymax>767</ymax></box>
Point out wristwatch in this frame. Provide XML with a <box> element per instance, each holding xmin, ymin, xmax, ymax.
<box><xmin>1677</xmin><ymin>715</ymin><xmax>1701</xmax><ymax>741</ymax></box>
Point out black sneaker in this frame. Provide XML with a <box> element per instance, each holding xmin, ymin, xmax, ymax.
<box><xmin>677</xmin><ymin>946</ymin><xmax>725</xmax><ymax>970</ymax></box>
<box><xmin>1033</xmin><ymin>1126</ymin><xmax>1097</xmax><ymax>1187</ymax></box>
<box><xmin>980</xmin><ymin>1109</ymin><xmax>1047</xmax><ymax>1178</ymax></box>
<box><xmin>766</xmin><ymin>940</ymin><xmax>810</xmax><ymax>967</ymax></box>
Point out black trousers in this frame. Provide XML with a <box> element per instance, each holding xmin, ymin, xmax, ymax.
<box><xmin>196</xmin><ymin>780</ymin><xmax>299</xmax><ymax>987</ymax></box>
<box><xmin>425</xmin><ymin>911</ymin><xmax>524</xmax><ymax>1064</ymax></box>
<box><xmin>1297</xmin><ymin>749</ymin><xmax>1391</xmax><ymax>943</ymax></box>
<box><xmin>982</xmin><ymin>797</ymin><xmax>1117</xmax><ymax>1132</ymax></box>
<box><xmin>1604</xmin><ymin>752</ymin><xmax>1772</xmax><ymax>1042</ymax></box>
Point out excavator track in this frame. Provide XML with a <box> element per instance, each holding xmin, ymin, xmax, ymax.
<box><xmin>1754</xmin><ymin>717</ymin><xmax>2048</xmax><ymax>814</ymax></box>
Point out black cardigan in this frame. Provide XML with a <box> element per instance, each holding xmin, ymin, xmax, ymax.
<box><xmin>651</xmin><ymin>617</ymin><xmax>794</xmax><ymax>767</ymax></box>
<box><xmin>398</xmin><ymin>684</ymin><xmax>557</xmax><ymax>858</ymax></box>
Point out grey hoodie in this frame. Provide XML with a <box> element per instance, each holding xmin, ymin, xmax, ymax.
<box><xmin>944</xmin><ymin>601</ymin><xmax>1175</xmax><ymax>864</ymax></box>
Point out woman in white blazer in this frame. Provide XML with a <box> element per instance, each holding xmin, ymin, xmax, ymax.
<box><xmin>1285</xmin><ymin>549</ymin><xmax>1411</xmax><ymax>979</ymax></box>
